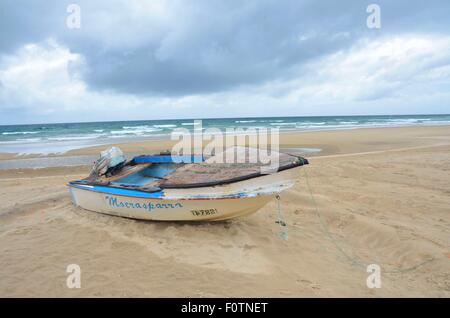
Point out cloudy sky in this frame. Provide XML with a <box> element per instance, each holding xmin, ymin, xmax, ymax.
<box><xmin>0</xmin><ymin>0</ymin><xmax>449</xmax><ymax>124</ymax></box>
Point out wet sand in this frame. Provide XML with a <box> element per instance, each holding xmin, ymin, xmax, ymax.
<box><xmin>0</xmin><ymin>125</ymin><xmax>449</xmax><ymax>297</ymax></box>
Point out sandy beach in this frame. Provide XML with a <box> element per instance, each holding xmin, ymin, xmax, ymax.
<box><xmin>0</xmin><ymin>125</ymin><xmax>449</xmax><ymax>297</ymax></box>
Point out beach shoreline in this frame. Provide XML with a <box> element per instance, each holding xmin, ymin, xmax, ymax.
<box><xmin>1</xmin><ymin>124</ymin><xmax>450</xmax><ymax>160</ymax></box>
<box><xmin>1</xmin><ymin>114</ymin><xmax>450</xmax><ymax>157</ymax></box>
<box><xmin>0</xmin><ymin>125</ymin><xmax>449</xmax><ymax>297</ymax></box>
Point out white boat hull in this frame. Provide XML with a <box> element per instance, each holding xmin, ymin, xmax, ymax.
<box><xmin>68</xmin><ymin>167</ymin><xmax>300</xmax><ymax>221</ymax></box>
<box><xmin>69</xmin><ymin>186</ymin><xmax>273</xmax><ymax>221</ymax></box>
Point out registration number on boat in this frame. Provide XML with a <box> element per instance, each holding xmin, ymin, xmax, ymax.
<box><xmin>190</xmin><ymin>208</ymin><xmax>218</xmax><ymax>216</ymax></box>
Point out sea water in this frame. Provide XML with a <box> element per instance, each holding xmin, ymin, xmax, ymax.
<box><xmin>1</xmin><ymin>114</ymin><xmax>449</xmax><ymax>154</ymax></box>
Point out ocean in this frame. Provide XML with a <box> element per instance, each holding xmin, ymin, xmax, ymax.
<box><xmin>1</xmin><ymin>114</ymin><xmax>449</xmax><ymax>154</ymax></box>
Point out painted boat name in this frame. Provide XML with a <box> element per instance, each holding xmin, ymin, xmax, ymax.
<box><xmin>105</xmin><ymin>195</ymin><xmax>183</xmax><ymax>211</ymax></box>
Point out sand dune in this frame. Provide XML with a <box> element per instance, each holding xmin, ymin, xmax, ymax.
<box><xmin>0</xmin><ymin>126</ymin><xmax>449</xmax><ymax>297</ymax></box>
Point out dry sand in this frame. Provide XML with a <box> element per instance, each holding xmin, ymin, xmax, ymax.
<box><xmin>0</xmin><ymin>125</ymin><xmax>449</xmax><ymax>297</ymax></box>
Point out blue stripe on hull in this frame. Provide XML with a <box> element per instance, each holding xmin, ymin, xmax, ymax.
<box><xmin>69</xmin><ymin>184</ymin><xmax>164</xmax><ymax>198</ymax></box>
<box><xmin>134</xmin><ymin>155</ymin><xmax>204</xmax><ymax>164</ymax></box>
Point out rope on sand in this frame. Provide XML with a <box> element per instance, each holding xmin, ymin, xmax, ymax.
<box><xmin>299</xmin><ymin>157</ymin><xmax>435</xmax><ymax>274</ymax></box>
<box><xmin>275</xmin><ymin>194</ymin><xmax>289</xmax><ymax>241</ymax></box>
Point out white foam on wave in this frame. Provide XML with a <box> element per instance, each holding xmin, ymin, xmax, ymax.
<box><xmin>270</xmin><ymin>122</ymin><xmax>296</xmax><ymax>126</ymax></box>
<box><xmin>108</xmin><ymin>132</ymin><xmax>170</xmax><ymax>139</ymax></box>
<box><xmin>385</xmin><ymin>118</ymin><xmax>421</xmax><ymax>123</ymax></box>
<box><xmin>153</xmin><ymin>124</ymin><xmax>177</xmax><ymax>128</ymax></box>
<box><xmin>111</xmin><ymin>130</ymin><xmax>139</xmax><ymax>135</ymax></box>
<box><xmin>47</xmin><ymin>135</ymin><xmax>104</xmax><ymax>141</ymax></box>
<box><xmin>2</xmin><ymin>131</ymin><xmax>39</xmax><ymax>135</ymax></box>
<box><xmin>259</xmin><ymin>119</ymin><xmax>285</xmax><ymax>123</ymax></box>
<box><xmin>122</xmin><ymin>125</ymin><xmax>151</xmax><ymax>129</ymax></box>
<box><xmin>17</xmin><ymin>138</ymin><xmax>43</xmax><ymax>142</ymax></box>
<box><xmin>426</xmin><ymin>120</ymin><xmax>450</xmax><ymax>124</ymax></box>
<box><xmin>111</xmin><ymin>125</ymin><xmax>163</xmax><ymax>135</ymax></box>
<box><xmin>181</xmin><ymin>122</ymin><xmax>200</xmax><ymax>126</ymax></box>
<box><xmin>296</xmin><ymin>122</ymin><xmax>326</xmax><ymax>126</ymax></box>
<box><xmin>0</xmin><ymin>138</ymin><xmax>43</xmax><ymax>144</ymax></box>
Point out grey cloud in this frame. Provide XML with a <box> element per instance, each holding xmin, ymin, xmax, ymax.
<box><xmin>1</xmin><ymin>0</ymin><xmax>450</xmax><ymax>97</ymax></box>
<box><xmin>68</xmin><ymin>0</ymin><xmax>364</xmax><ymax>95</ymax></box>
<box><xmin>0</xmin><ymin>0</ymin><xmax>66</xmax><ymax>53</ymax></box>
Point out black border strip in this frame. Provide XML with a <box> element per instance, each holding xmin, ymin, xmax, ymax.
<box><xmin>0</xmin><ymin>298</ymin><xmax>442</xmax><ymax>316</ymax></box>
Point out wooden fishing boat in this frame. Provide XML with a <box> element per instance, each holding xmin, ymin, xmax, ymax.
<box><xmin>67</xmin><ymin>147</ymin><xmax>308</xmax><ymax>221</ymax></box>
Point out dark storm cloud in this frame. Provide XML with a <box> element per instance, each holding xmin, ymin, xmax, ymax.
<box><xmin>72</xmin><ymin>0</ymin><xmax>367</xmax><ymax>95</ymax></box>
<box><xmin>1</xmin><ymin>0</ymin><xmax>449</xmax><ymax>96</ymax></box>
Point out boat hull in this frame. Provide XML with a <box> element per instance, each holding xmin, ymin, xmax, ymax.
<box><xmin>69</xmin><ymin>186</ymin><xmax>274</xmax><ymax>221</ymax></box>
<box><xmin>68</xmin><ymin>165</ymin><xmax>301</xmax><ymax>221</ymax></box>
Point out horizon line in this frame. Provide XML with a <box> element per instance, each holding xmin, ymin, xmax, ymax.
<box><xmin>1</xmin><ymin>112</ymin><xmax>449</xmax><ymax>127</ymax></box>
